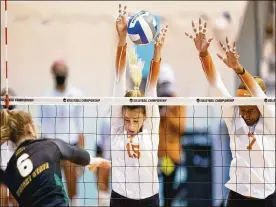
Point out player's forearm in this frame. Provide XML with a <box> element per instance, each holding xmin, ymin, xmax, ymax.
<box><xmin>115</xmin><ymin>41</ymin><xmax>127</xmax><ymax>81</ymax></box>
<box><xmin>145</xmin><ymin>59</ymin><xmax>161</xmax><ymax>96</ymax></box>
<box><xmin>199</xmin><ymin>51</ymin><xmax>218</xmax><ymax>87</ymax></box>
<box><xmin>114</xmin><ymin>42</ymin><xmax>127</xmax><ymax>97</ymax></box>
<box><xmin>235</xmin><ymin>65</ymin><xmax>266</xmax><ymax>98</ymax></box>
<box><xmin>199</xmin><ymin>51</ymin><xmax>231</xmax><ymax>97</ymax></box>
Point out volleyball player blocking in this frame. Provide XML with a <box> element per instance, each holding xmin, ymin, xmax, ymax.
<box><xmin>186</xmin><ymin>18</ymin><xmax>275</xmax><ymax>207</ymax></box>
<box><xmin>108</xmin><ymin>4</ymin><xmax>168</xmax><ymax>207</ymax></box>
<box><xmin>97</xmin><ymin>6</ymin><xmax>185</xmax><ymax>207</ymax></box>
<box><xmin>38</xmin><ymin>60</ymin><xmax>85</xmax><ymax>206</ymax></box>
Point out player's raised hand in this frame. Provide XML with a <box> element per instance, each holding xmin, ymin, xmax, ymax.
<box><xmin>116</xmin><ymin>4</ymin><xmax>128</xmax><ymax>40</ymax></box>
<box><xmin>87</xmin><ymin>158</ymin><xmax>111</xmax><ymax>173</ymax></box>
<box><xmin>154</xmin><ymin>25</ymin><xmax>168</xmax><ymax>61</ymax></box>
<box><xmin>217</xmin><ymin>37</ymin><xmax>243</xmax><ymax>73</ymax></box>
<box><xmin>154</xmin><ymin>25</ymin><xmax>168</xmax><ymax>50</ymax></box>
<box><xmin>185</xmin><ymin>18</ymin><xmax>213</xmax><ymax>53</ymax></box>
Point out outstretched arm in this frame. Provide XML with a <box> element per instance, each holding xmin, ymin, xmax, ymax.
<box><xmin>52</xmin><ymin>139</ymin><xmax>111</xmax><ymax>172</ymax></box>
<box><xmin>185</xmin><ymin>18</ymin><xmax>231</xmax><ymax>98</ymax></box>
<box><xmin>145</xmin><ymin>26</ymin><xmax>168</xmax><ymax>97</ymax></box>
<box><xmin>114</xmin><ymin>4</ymin><xmax>128</xmax><ymax>98</ymax></box>
<box><xmin>218</xmin><ymin>38</ymin><xmax>275</xmax><ymax>134</ymax></box>
<box><xmin>111</xmin><ymin>4</ymin><xmax>129</xmax><ymax>130</ymax></box>
<box><xmin>144</xmin><ymin>26</ymin><xmax>168</xmax><ymax>132</ymax></box>
<box><xmin>185</xmin><ymin>18</ymin><xmax>234</xmax><ymax>128</ymax></box>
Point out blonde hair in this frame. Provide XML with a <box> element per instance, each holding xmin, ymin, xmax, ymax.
<box><xmin>238</xmin><ymin>76</ymin><xmax>267</xmax><ymax>93</ymax></box>
<box><xmin>125</xmin><ymin>48</ymin><xmax>144</xmax><ymax>97</ymax></box>
<box><xmin>1</xmin><ymin>109</ymin><xmax>34</xmax><ymax>143</ymax></box>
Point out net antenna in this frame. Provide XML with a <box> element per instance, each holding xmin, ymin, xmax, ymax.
<box><xmin>2</xmin><ymin>0</ymin><xmax>11</xmax><ymax>205</ymax></box>
<box><xmin>4</xmin><ymin>0</ymin><xmax>9</xmax><ymax>108</ymax></box>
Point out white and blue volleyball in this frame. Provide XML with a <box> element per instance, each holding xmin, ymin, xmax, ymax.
<box><xmin>127</xmin><ymin>10</ymin><xmax>158</xmax><ymax>45</ymax></box>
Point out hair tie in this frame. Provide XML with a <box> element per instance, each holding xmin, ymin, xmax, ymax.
<box><xmin>133</xmin><ymin>87</ymin><xmax>140</xmax><ymax>90</ymax></box>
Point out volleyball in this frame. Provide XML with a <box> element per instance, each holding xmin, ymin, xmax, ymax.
<box><xmin>127</xmin><ymin>10</ymin><xmax>158</xmax><ymax>45</ymax></box>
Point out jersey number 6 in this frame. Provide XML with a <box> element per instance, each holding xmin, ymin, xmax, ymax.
<box><xmin>17</xmin><ymin>153</ymin><xmax>34</xmax><ymax>177</ymax></box>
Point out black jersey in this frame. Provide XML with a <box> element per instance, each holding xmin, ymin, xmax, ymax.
<box><xmin>0</xmin><ymin>138</ymin><xmax>91</xmax><ymax>207</ymax></box>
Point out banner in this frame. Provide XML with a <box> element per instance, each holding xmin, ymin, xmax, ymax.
<box><xmin>0</xmin><ymin>97</ymin><xmax>275</xmax><ymax>105</ymax></box>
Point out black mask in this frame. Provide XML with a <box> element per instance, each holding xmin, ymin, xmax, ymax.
<box><xmin>55</xmin><ymin>75</ymin><xmax>66</xmax><ymax>86</ymax></box>
<box><xmin>2</xmin><ymin>105</ymin><xmax>15</xmax><ymax>111</ymax></box>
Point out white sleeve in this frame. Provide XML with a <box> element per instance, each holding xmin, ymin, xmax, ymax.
<box><xmin>212</xmin><ymin>74</ymin><xmax>235</xmax><ymax>130</ymax></box>
<box><xmin>213</xmin><ymin>74</ymin><xmax>232</xmax><ymax>98</ymax></box>
<box><xmin>144</xmin><ymin>85</ymin><xmax>160</xmax><ymax>134</ymax></box>
<box><xmin>221</xmin><ymin>105</ymin><xmax>235</xmax><ymax>131</ymax></box>
<box><xmin>111</xmin><ymin>69</ymin><xmax>126</xmax><ymax>129</ymax></box>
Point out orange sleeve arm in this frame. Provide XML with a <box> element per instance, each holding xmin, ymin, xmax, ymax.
<box><xmin>115</xmin><ymin>43</ymin><xmax>127</xmax><ymax>80</ymax></box>
<box><xmin>238</xmin><ymin>69</ymin><xmax>266</xmax><ymax>98</ymax></box>
<box><xmin>199</xmin><ymin>51</ymin><xmax>218</xmax><ymax>87</ymax></box>
<box><xmin>146</xmin><ymin>59</ymin><xmax>161</xmax><ymax>92</ymax></box>
<box><xmin>199</xmin><ymin>52</ymin><xmax>231</xmax><ymax>97</ymax></box>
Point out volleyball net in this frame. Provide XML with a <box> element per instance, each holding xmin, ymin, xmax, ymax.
<box><xmin>1</xmin><ymin>97</ymin><xmax>275</xmax><ymax>206</ymax></box>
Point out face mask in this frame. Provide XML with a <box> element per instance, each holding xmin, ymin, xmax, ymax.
<box><xmin>1</xmin><ymin>105</ymin><xmax>15</xmax><ymax>111</ymax></box>
<box><xmin>55</xmin><ymin>75</ymin><xmax>66</xmax><ymax>86</ymax></box>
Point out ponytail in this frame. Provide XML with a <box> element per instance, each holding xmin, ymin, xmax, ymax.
<box><xmin>0</xmin><ymin>109</ymin><xmax>34</xmax><ymax>143</ymax></box>
<box><xmin>125</xmin><ymin>48</ymin><xmax>144</xmax><ymax>97</ymax></box>
<box><xmin>1</xmin><ymin>109</ymin><xmax>12</xmax><ymax>142</ymax></box>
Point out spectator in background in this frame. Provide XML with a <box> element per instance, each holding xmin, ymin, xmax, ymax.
<box><xmin>1</xmin><ymin>88</ymin><xmax>18</xmax><ymax>206</ymax></box>
<box><xmin>140</xmin><ymin>64</ymin><xmax>186</xmax><ymax>207</ymax></box>
<box><xmin>38</xmin><ymin>60</ymin><xmax>84</xmax><ymax>206</ymax></box>
<box><xmin>96</xmin><ymin>110</ymin><xmax>112</xmax><ymax>206</ymax></box>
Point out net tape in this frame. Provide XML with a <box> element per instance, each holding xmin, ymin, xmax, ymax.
<box><xmin>1</xmin><ymin>97</ymin><xmax>275</xmax><ymax>106</ymax></box>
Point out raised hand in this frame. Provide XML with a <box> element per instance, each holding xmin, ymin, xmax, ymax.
<box><xmin>116</xmin><ymin>4</ymin><xmax>128</xmax><ymax>41</ymax></box>
<box><xmin>217</xmin><ymin>37</ymin><xmax>243</xmax><ymax>73</ymax></box>
<box><xmin>185</xmin><ymin>18</ymin><xmax>213</xmax><ymax>53</ymax></box>
<box><xmin>154</xmin><ymin>25</ymin><xmax>168</xmax><ymax>62</ymax></box>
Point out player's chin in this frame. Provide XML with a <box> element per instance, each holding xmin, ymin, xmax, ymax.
<box><xmin>127</xmin><ymin>131</ymin><xmax>136</xmax><ymax>136</ymax></box>
<box><xmin>244</xmin><ymin>120</ymin><xmax>255</xmax><ymax>126</ymax></box>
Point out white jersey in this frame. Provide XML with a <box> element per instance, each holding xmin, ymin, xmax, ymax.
<box><xmin>111</xmin><ymin>72</ymin><xmax>160</xmax><ymax>199</ymax></box>
<box><xmin>38</xmin><ymin>85</ymin><xmax>84</xmax><ymax>144</ymax></box>
<box><xmin>223</xmin><ymin>105</ymin><xmax>275</xmax><ymax>199</ymax></box>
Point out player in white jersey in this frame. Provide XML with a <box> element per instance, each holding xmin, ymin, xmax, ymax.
<box><xmin>38</xmin><ymin>60</ymin><xmax>84</xmax><ymax>206</ymax></box>
<box><xmin>109</xmin><ymin>4</ymin><xmax>168</xmax><ymax>207</ymax></box>
<box><xmin>186</xmin><ymin>18</ymin><xmax>275</xmax><ymax>207</ymax></box>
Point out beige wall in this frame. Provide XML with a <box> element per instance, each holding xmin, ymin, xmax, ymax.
<box><xmin>1</xmin><ymin>1</ymin><xmax>247</xmax><ymax>97</ymax></box>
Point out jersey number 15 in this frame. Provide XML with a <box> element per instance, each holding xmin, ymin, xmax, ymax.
<box><xmin>17</xmin><ymin>153</ymin><xmax>34</xmax><ymax>177</ymax></box>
